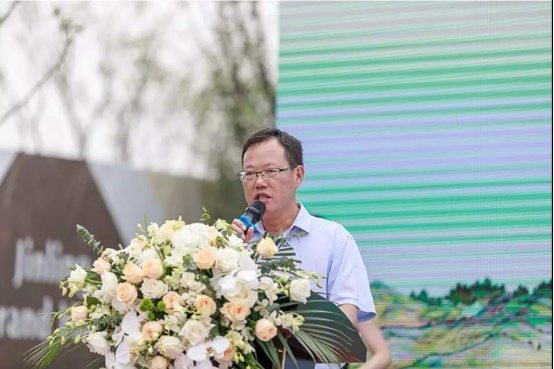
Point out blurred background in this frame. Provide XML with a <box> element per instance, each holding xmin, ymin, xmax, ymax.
<box><xmin>0</xmin><ymin>1</ymin><xmax>552</xmax><ymax>368</ymax></box>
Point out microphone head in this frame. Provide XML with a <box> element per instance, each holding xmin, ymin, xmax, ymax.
<box><xmin>244</xmin><ymin>200</ymin><xmax>266</xmax><ymax>225</ymax></box>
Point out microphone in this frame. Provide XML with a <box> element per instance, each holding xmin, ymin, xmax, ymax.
<box><xmin>239</xmin><ymin>200</ymin><xmax>266</xmax><ymax>233</ymax></box>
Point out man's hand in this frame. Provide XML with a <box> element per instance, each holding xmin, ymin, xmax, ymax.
<box><xmin>231</xmin><ymin>218</ymin><xmax>255</xmax><ymax>243</ymax></box>
<box><xmin>357</xmin><ymin>319</ymin><xmax>391</xmax><ymax>369</ymax></box>
<box><xmin>339</xmin><ymin>304</ymin><xmax>391</xmax><ymax>369</ymax></box>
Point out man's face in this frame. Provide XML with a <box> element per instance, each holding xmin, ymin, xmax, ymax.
<box><xmin>242</xmin><ymin>138</ymin><xmax>304</xmax><ymax>218</ymax></box>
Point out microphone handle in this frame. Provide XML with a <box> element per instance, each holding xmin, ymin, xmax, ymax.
<box><xmin>239</xmin><ymin>215</ymin><xmax>259</xmax><ymax>233</ymax></box>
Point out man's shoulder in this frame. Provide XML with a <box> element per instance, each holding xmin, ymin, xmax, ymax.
<box><xmin>309</xmin><ymin>214</ymin><xmax>353</xmax><ymax>241</ymax></box>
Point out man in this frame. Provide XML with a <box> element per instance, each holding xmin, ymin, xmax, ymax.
<box><xmin>231</xmin><ymin>128</ymin><xmax>391</xmax><ymax>369</ymax></box>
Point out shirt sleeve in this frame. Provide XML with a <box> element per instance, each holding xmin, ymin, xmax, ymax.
<box><xmin>327</xmin><ymin>226</ymin><xmax>376</xmax><ymax>323</ymax></box>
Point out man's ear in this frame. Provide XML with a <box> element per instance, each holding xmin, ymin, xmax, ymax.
<box><xmin>295</xmin><ymin>165</ymin><xmax>305</xmax><ymax>188</ymax></box>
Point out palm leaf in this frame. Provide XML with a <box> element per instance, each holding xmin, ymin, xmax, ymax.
<box><xmin>301</xmin><ymin>323</ymin><xmax>354</xmax><ymax>343</ymax></box>
<box><xmin>276</xmin><ymin>331</ymin><xmax>299</xmax><ymax>369</ymax></box>
<box><xmin>295</xmin><ymin>330</ymin><xmax>343</xmax><ymax>367</ymax></box>
<box><xmin>256</xmin><ymin>339</ymin><xmax>281</xmax><ymax>369</ymax></box>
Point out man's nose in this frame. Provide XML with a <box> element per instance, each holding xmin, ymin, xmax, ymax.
<box><xmin>254</xmin><ymin>173</ymin><xmax>268</xmax><ymax>187</ymax></box>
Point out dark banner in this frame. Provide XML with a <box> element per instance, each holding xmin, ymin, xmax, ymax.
<box><xmin>0</xmin><ymin>154</ymin><xmax>122</xmax><ymax>368</ymax></box>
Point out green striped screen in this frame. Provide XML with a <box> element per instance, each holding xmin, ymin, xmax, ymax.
<box><xmin>277</xmin><ymin>3</ymin><xmax>552</xmax><ymax>365</ymax></box>
<box><xmin>278</xmin><ymin>1</ymin><xmax>552</xmax><ymax>296</ymax></box>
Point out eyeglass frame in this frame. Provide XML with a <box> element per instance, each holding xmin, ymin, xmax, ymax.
<box><xmin>237</xmin><ymin>166</ymin><xmax>297</xmax><ymax>182</ymax></box>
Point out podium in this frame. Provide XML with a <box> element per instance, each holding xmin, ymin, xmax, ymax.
<box><xmin>256</xmin><ymin>293</ymin><xmax>367</xmax><ymax>369</ymax></box>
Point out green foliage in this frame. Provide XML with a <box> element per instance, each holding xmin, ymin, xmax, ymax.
<box><xmin>532</xmin><ymin>279</ymin><xmax>552</xmax><ymax>298</ymax></box>
<box><xmin>445</xmin><ymin>279</ymin><xmax>506</xmax><ymax>306</ymax></box>
<box><xmin>140</xmin><ymin>299</ymin><xmax>154</xmax><ymax>312</ymax></box>
<box><xmin>410</xmin><ymin>290</ymin><xmax>443</xmax><ymax>306</ymax></box>
<box><xmin>76</xmin><ymin>225</ymin><xmax>103</xmax><ymax>255</ymax></box>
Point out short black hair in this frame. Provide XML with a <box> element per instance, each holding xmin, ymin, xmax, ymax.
<box><xmin>241</xmin><ymin>128</ymin><xmax>304</xmax><ymax>168</ymax></box>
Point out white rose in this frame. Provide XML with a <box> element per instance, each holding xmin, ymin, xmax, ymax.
<box><xmin>85</xmin><ymin>331</ymin><xmax>110</xmax><ymax>355</ymax></box>
<box><xmin>141</xmin><ymin>278</ymin><xmax>168</xmax><ymax>299</ymax></box>
<box><xmin>71</xmin><ymin>305</ymin><xmax>88</xmax><ymax>323</ymax></box>
<box><xmin>214</xmin><ymin>219</ymin><xmax>229</xmax><ymax>230</ymax></box>
<box><xmin>227</xmin><ymin>234</ymin><xmax>246</xmax><ymax>250</ymax></box>
<box><xmin>180</xmin><ymin>320</ymin><xmax>211</xmax><ymax>346</ymax></box>
<box><xmin>68</xmin><ymin>265</ymin><xmax>87</xmax><ymax>283</ymax></box>
<box><xmin>155</xmin><ymin>336</ymin><xmax>185</xmax><ymax>359</ymax></box>
<box><xmin>172</xmin><ymin>223</ymin><xmax>209</xmax><ymax>250</ymax></box>
<box><xmin>101</xmin><ymin>248</ymin><xmax>118</xmax><ymax>261</ymax></box>
<box><xmin>216</xmin><ymin>249</ymin><xmax>240</xmax><ymax>273</ymax></box>
<box><xmin>289</xmin><ymin>279</ymin><xmax>311</xmax><ymax>304</ymax></box>
<box><xmin>126</xmin><ymin>238</ymin><xmax>144</xmax><ymax>261</ymax></box>
<box><xmin>142</xmin><ymin>248</ymin><xmax>162</xmax><ymax>262</ymax></box>
<box><xmin>101</xmin><ymin>271</ymin><xmax>119</xmax><ymax>302</ymax></box>
<box><xmin>165</xmin><ymin>248</ymin><xmax>187</xmax><ymax>268</ymax></box>
<box><xmin>180</xmin><ymin>272</ymin><xmax>203</xmax><ymax>291</ymax></box>
<box><xmin>258</xmin><ymin>277</ymin><xmax>274</xmax><ymax>291</ymax></box>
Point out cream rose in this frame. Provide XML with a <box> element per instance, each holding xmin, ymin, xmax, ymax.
<box><xmin>142</xmin><ymin>259</ymin><xmax>164</xmax><ymax>279</ymax></box>
<box><xmin>195</xmin><ymin>247</ymin><xmax>217</xmax><ymax>269</ymax></box>
<box><xmin>162</xmin><ymin>292</ymin><xmax>184</xmax><ymax>313</ymax></box>
<box><xmin>142</xmin><ymin>321</ymin><xmax>163</xmax><ymax>341</ymax></box>
<box><xmin>158</xmin><ymin>220</ymin><xmax>185</xmax><ymax>243</ymax></box>
<box><xmin>155</xmin><ymin>336</ymin><xmax>185</xmax><ymax>359</ymax></box>
<box><xmin>289</xmin><ymin>279</ymin><xmax>311</xmax><ymax>304</ymax></box>
<box><xmin>92</xmin><ymin>258</ymin><xmax>111</xmax><ymax>275</ymax></box>
<box><xmin>141</xmin><ymin>278</ymin><xmax>168</xmax><ymax>299</ymax></box>
<box><xmin>116</xmin><ymin>282</ymin><xmax>138</xmax><ymax>305</ymax></box>
<box><xmin>221</xmin><ymin>299</ymin><xmax>250</xmax><ymax>322</ymax></box>
<box><xmin>257</xmin><ymin>237</ymin><xmax>278</xmax><ymax>258</ymax></box>
<box><xmin>216</xmin><ymin>248</ymin><xmax>240</xmax><ymax>273</ymax></box>
<box><xmin>255</xmin><ymin>319</ymin><xmax>277</xmax><ymax>341</ymax></box>
<box><xmin>217</xmin><ymin>345</ymin><xmax>235</xmax><ymax>362</ymax></box>
<box><xmin>123</xmin><ymin>263</ymin><xmax>144</xmax><ymax>284</ymax></box>
<box><xmin>71</xmin><ymin>305</ymin><xmax>88</xmax><ymax>323</ymax></box>
<box><xmin>194</xmin><ymin>295</ymin><xmax>217</xmax><ymax>316</ymax></box>
<box><xmin>206</xmin><ymin>226</ymin><xmax>220</xmax><ymax>245</ymax></box>
<box><xmin>181</xmin><ymin>319</ymin><xmax>210</xmax><ymax>346</ymax></box>
<box><xmin>149</xmin><ymin>356</ymin><xmax>168</xmax><ymax>369</ymax></box>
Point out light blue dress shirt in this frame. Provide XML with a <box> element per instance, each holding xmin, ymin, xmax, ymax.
<box><xmin>252</xmin><ymin>203</ymin><xmax>376</xmax><ymax>322</ymax></box>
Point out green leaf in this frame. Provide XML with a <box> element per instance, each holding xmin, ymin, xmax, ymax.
<box><xmin>86</xmin><ymin>296</ymin><xmax>100</xmax><ymax>306</ymax></box>
<box><xmin>276</xmin><ymin>331</ymin><xmax>299</xmax><ymax>369</ymax></box>
<box><xmin>75</xmin><ymin>225</ymin><xmax>103</xmax><ymax>255</ymax></box>
<box><xmin>256</xmin><ymin>339</ymin><xmax>281</xmax><ymax>369</ymax></box>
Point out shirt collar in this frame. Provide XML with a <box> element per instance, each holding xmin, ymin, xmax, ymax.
<box><xmin>254</xmin><ymin>203</ymin><xmax>311</xmax><ymax>235</ymax></box>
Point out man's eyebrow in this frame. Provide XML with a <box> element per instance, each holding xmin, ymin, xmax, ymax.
<box><xmin>244</xmin><ymin>163</ymin><xmax>280</xmax><ymax>170</ymax></box>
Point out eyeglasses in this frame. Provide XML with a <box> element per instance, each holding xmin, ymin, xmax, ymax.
<box><xmin>238</xmin><ymin>167</ymin><xmax>295</xmax><ymax>182</ymax></box>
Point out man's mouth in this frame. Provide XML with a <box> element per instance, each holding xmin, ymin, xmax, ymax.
<box><xmin>255</xmin><ymin>194</ymin><xmax>270</xmax><ymax>201</ymax></box>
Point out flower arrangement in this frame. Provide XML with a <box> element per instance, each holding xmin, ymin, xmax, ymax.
<box><xmin>25</xmin><ymin>211</ymin><xmax>349</xmax><ymax>369</ymax></box>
